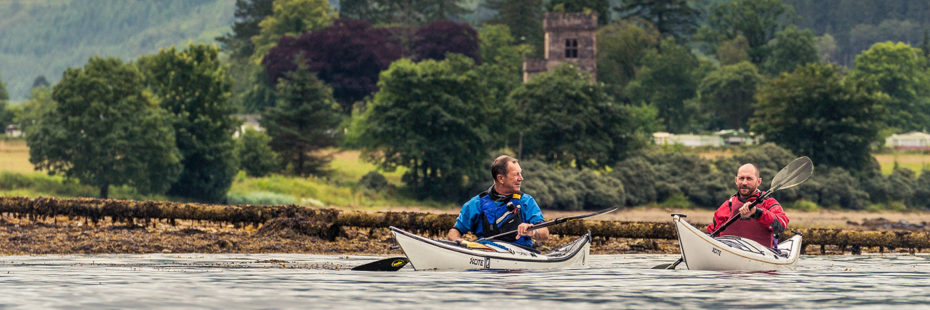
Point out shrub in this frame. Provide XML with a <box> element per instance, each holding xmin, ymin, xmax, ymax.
<box><xmin>574</xmin><ymin>169</ymin><xmax>625</xmax><ymax>210</ymax></box>
<box><xmin>226</xmin><ymin>191</ymin><xmax>298</xmax><ymax>205</ymax></box>
<box><xmin>235</xmin><ymin>128</ymin><xmax>280</xmax><ymax>177</ymax></box>
<box><xmin>359</xmin><ymin>171</ymin><xmax>389</xmax><ymax>192</ymax></box>
<box><xmin>887</xmin><ymin>168</ymin><xmax>916</xmax><ymax>202</ymax></box>
<box><xmin>798</xmin><ymin>167</ymin><xmax>869</xmax><ymax>209</ymax></box>
<box><xmin>521</xmin><ymin>160</ymin><xmax>625</xmax><ymax>210</ymax></box>
<box><xmin>786</xmin><ymin>199</ymin><xmax>820</xmax><ymax>212</ymax></box>
<box><xmin>610</xmin><ymin>157</ymin><xmax>656</xmax><ymax>206</ymax></box>
<box><xmin>911</xmin><ymin>169</ymin><xmax>930</xmax><ymax>209</ymax></box>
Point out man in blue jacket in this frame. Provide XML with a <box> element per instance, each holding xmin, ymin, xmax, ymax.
<box><xmin>446</xmin><ymin>155</ymin><xmax>549</xmax><ymax>247</ymax></box>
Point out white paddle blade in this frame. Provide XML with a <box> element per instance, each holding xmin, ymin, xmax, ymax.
<box><xmin>769</xmin><ymin>156</ymin><xmax>814</xmax><ymax>191</ymax></box>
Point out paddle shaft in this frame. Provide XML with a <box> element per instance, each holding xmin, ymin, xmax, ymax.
<box><xmin>709</xmin><ymin>190</ymin><xmax>775</xmax><ymax>237</ymax></box>
<box><xmin>659</xmin><ymin>194</ymin><xmax>772</xmax><ymax>270</ymax></box>
<box><xmin>474</xmin><ymin>216</ymin><xmax>563</xmax><ymax>241</ymax></box>
<box><xmin>656</xmin><ymin>157</ymin><xmax>814</xmax><ymax>270</ymax></box>
<box><xmin>476</xmin><ymin>207</ymin><xmax>617</xmax><ymax>242</ymax></box>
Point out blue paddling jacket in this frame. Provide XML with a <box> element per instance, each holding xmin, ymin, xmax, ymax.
<box><xmin>453</xmin><ymin>189</ymin><xmax>545</xmax><ymax>247</ymax></box>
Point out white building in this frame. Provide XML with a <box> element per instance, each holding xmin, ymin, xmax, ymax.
<box><xmin>885</xmin><ymin>131</ymin><xmax>930</xmax><ymax>150</ymax></box>
<box><xmin>653</xmin><ymin>132</ymin><xmax>724</xmax><ymax>147</ymax></box>
<box><xmin>5</xmin><ymin>125</ymin><xmax>22</xmax><ymax>137</ymax></box>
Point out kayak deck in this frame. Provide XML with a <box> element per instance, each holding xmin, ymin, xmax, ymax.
<box><xmin>390</xmin><ymin>226</ymin><xmax>591</xmax><ymax>271</ymax></box>
<box><xmin>673</xmin><ymin>214</ymin><xmax>802</xmax><ymax>271</ymax></box>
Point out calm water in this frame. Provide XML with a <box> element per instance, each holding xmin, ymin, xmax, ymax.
<box><xmin>0</xmin><ymin>254</ymin><xmax>928</xmax><ymax>309</ymax></box>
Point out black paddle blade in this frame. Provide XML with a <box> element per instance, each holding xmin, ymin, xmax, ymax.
<box><xmin>651</xmin><ymin>257</ymin><xmax>683</xmax><ymax>270</ymax></box>
<box><xmin>351</xmin><ymin>257</ymin><xmax>409</xmax><ymax>271</ymax></box>
<box><xmin>769</xmin><ymin>156</ymin><xmax>814</xmax><ymax>192</ymax></box>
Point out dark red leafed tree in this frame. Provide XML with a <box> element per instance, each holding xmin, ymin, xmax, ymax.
<box><xmin>411</xmin><ymin>20</ymin><xmax>480</xmax><ymax>64</ymax></box>
<box><xmin>262</xmin><ymin>18</ymin><xmax>402</xmax><ymax>113</ymax></box>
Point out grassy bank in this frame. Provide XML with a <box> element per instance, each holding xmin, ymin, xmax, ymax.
<box><xmin>0</xmin><ymin>138</ymin><xmax>456</xmax><ymax>210</ymax></box>
<box><xmin>1</xmin><ymin>138</ymin><xmax>928</xmax><ymax>212</ymax></box>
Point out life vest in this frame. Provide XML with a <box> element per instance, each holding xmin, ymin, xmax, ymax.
<box><xmin>719</xmin><ymin>195</ymin><xmax>777</xmax><ymax>247</ymax></box>
<box><xmin>475</xmin><ymin>192</ymin><xmax>528</xmax><ymax>244</ymax></box>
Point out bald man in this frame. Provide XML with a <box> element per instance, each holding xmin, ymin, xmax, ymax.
<box><xmin>706</xmin><ymin>164</ymin><xmax>789</xmax><ymax>248</ymax></box>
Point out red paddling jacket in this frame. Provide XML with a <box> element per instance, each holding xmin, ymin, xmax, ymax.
<box><xmin>706</xmin><ymin>190</ymin><xmax>789</xmax><ymax>248</ymax></box>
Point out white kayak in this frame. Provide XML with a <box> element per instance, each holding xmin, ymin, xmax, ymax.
<box><xmin>673</xmin><ymin>214</ymin><xmax>802</xmax><ymax>271</ymax></box>
<box><xmin>389</xmin><ymin>226</ymin><xmax>590</xmax><ymax>271</ymax></box>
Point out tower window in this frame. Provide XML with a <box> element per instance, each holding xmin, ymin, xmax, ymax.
<box><xmin>565</xmin><ymin>39</ymin><xmax>578</xmax><ymax>58</ymax></box>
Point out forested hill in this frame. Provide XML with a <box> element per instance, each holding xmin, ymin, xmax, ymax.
<box><xmin>786</xmin><ymin>0</ymin><xmax>930</xmax><ymax>66</ymax></box>
<box><xmin>0</xmin><ymin>0</ymin><xmax>236</xmax><ymax>101</ymax></box>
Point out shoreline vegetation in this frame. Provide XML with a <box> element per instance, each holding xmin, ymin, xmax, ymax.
<box><xmin>2</xmin><ymin>196</ymin><xmax>930</xmax><ymax>256</ymax></box>
<box><xmin>3</xmin><ymin>139</ymin><xmax>930</xmax><ymax>256</ymax></box>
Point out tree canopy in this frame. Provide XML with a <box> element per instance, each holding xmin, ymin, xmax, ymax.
<box><xmin>216</xmin><ymin>0</ymin><xmax>274</xmax><ymax>61</ymax></box>
<box><xmin>751</xmin><ymin>63</ymin><xmax>881</xmax><ymax>170</ymax></box>
<box><xmin>356</xmin><ymin>55</ymin><xmax>491</xmax><ymax>199</ymax></box>
<box><xmin>615</xmin><ymin>0</ymin><xmax>699</xmax><ymax>39</ymax></box>
<box><xmin>701</xmin><ymin>0</ymin><xmax>796</xmax><ymax>65</ymax></box>
<box><xmin>262</xmin><ymin>18</ymin><xmax>403</xmax><ymax>113</ymax></box>
<box><xmin>763</xmin><ymin>25</ymin><xmax>819</xmax><ymax>75</ymax></box>
<box><xmin>137</xmin><ymin>44</ymin><xmax>240</xmax><ymax>203</ymax></box>
<box><xmin>596</xmin><ymin>19</ymin><xmax>661</xmax><ymax>98</ymax></box>
<box><xmin>547</xmin><ymin>0</ymin><xmax>611</xmax><ymax>25</ymax></box>
<box><xmin>697</xmin><ymin>61</ymin><xmax>763</xmax><ymax>131</ymax></box>
<box><xmin>250</xmin><ymin>0</ymin><xmax>336</xmax><ymax>64</ymax></box>
<box><xmin>0</xmin><ymin>73</ymin><xmax>8</xmax><ymax>102</ymax></box>
<box><xmin>625</xmin><ymin>38</ymin><xmax>703</xmax><ymax>133</ymax></box>
<box><xmin>850</xmin><ymin>41</ymin><xmax>930</xmax><ymax>132</ymax></box>
<box><xmin>509</xmin><ymin>64</ymin><xmax>651</xmax><ymax>169</ymax></box>
<box><xmin>261</xmin><ymin>67</ymin><xmax>342</xmax><ymax>177</ymax></box>
<box><xmin>27</xmin><ymin>57</ymin><xmax>182</xmax><ymax>198</ymax></box>
<box><xmin>482</xmin><ymin>0</ymin><xmax>545</xmax><ymax>57</ymax></box>
<box><xmin>412</xmin><ymin>20</ymin><xmax>481</xmax><ymax>64</ymax></box>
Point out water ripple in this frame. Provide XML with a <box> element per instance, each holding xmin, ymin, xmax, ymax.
<box><xmin>0</xmin><ymin>254</ymin><xmax>928</xmax><ymax>309</ymax></box>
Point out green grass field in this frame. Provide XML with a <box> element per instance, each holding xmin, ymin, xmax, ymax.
<box><xmin>872</xmin><ymin>152</ymin><xmax>930</xmax><ymax>175</ymax></box>
<box><xmin>0</xmin><ymin>138</ymin><xmax>454</xmax><ymax>209</ymax></box>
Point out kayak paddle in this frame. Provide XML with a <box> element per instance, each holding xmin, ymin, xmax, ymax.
<box><xmin>354</xmin><ymin>207</ymin><xmax>618</xmax><ymax>271</ymax></box>
<box><xmin>351</xmin><ymin>256</ymin><xmax>409</xmax><ymax>271</ymax></box>
<box><xmin>476</xmin><ymin>206</ymin><xmax>619</xmax><ymax>242</ymax></box>
<box><xmin>652</xmin><ymin>156</ymin><xmax>814</xmax><ymax>270</ymax></box>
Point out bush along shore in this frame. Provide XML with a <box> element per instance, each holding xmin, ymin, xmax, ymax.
<box><xmin>0</xmin><ymin>196</ymin><xmax>928</xmax><ymax>255</ymax></box>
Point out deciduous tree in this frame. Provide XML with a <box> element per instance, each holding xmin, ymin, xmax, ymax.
<box><xmin>624</xmin><ymin>38</ymin><xmax>702</xmax><ymax>132</ymax></box>
<box><xmin>356</xmin><ymin>55</ymin><xmax>491</xmax><ymax>199</ymax></box>
<box><xmin>701</xmin><ymin>0</ymin><xmax>796</xmax><ymax>65</ymax></box>
<box><xmin>250</xmin><ymin>0</ymin><xmax>336</xmax><ymax>63</ymax></box>
<box><xmin>137</xmin><ymin>44</ymin><xmax>240</xmax><ymax>203</ymax></box>
<box><xmin>615</xmin><ymin>0</ymin><xmax>699</xmax><ymax>39</ymax></box>
<box><xmin>412</xmin><ymin>20</ymin><xmax>480</xmax><ymax>63</ymax></box>
<box><xmin>235</xmin><ymin>127</ymin><xmax>280</xmax><ymax>177</ymax></box>
<box><xmin>548</xmin><ymin>0</ymin><xmax>611</xmax><ymax>25</ymax></box>
<box><xmin>0</xmin><ymin>73</ymin><xmax>7</xmax><ymax>102</ymax></box>
<box><xmin>509</xmin><ymin>64</ymin><xmax>651</xmax><ymax>169</ymax></box>
<box><xmin>27</xmin><ymin>57</ymin><xmax>182</xmax><ymax>198</ymax></box>
<box><xmin>850</xmin><ymin>42</ymin><xmax>930</xmax><ymax>132</ymax></box>
<box><xmin>483</xmin><ymin>0</ymin><xmax>545</xmax><ymax>57</ymax></box>
<box><xmin>697</xmin><ymin>61</ymin><xmax>763</xmax><ymax>130</ymax></box>
<box><xmin>262</xmin><ymin>19</ymin><xmax>403</xmax><ymax>113</ymax></box>
<box><xmin>751</xmin><ymin>63</ymin><xmax>881</xmax><ymax>170</ymax></box>
<box><xmin>597</xmin><ymin>19</ymin><xmax>661</xmax><ymax>98</ymax></box>
<box><xmin>763</xmin><ymin>25</ymin><xmax>818</xmax><ymax>75</ymax></box>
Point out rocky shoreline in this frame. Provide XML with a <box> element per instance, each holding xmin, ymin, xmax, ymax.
<box><xmin>1</xmin><ymin>214</ymin><xmax>926</xmax><ymax>256</ymax></box>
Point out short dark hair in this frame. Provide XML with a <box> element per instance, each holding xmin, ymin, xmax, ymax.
<box><xmin>491</xmin><ymin>155</ymin><xmax>518</xmax><ymax>181</ymax></box>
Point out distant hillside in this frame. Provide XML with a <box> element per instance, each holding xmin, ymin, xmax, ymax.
<box><xmin>0</xmin><ymin>0</ymin><xmax>236</xmax><ymax>101</ymax></box>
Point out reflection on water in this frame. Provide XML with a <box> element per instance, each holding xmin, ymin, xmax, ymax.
<box><xmin>0</xmin><ymin>254</ymin><xmax>928</xmax><ymax>309</ymax></box>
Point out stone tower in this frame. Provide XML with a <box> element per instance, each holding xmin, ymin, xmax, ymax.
<box><xmin>523</xmin><ymin>12</ymin><xmax>597</xmax><ymax>82</ymax></box>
